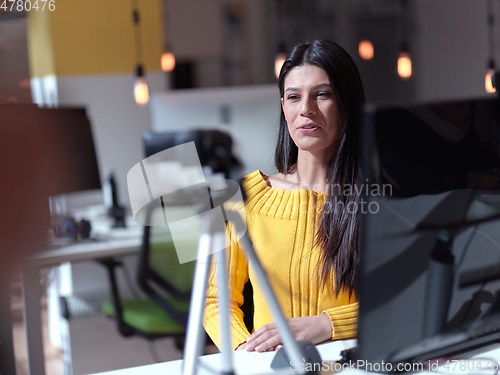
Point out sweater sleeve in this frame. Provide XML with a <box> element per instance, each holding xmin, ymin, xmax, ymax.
<box><xmin>203</xmin><ymin>222</ymin><xmax>251</xmax><ymax>350</ymax></box>
<box><xmin>321</xmin><ymin>302</ymin><xmax>358</xmax><ymax>340</ymax></box>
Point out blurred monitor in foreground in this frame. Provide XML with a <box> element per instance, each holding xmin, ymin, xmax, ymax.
<box><xmin>356</xmin><ymin>97</ymin><xmax>500</xmax><ymax>366</ymax></box>
<box><xmin>0</xmin><ymin>104</ymin><xmax>51</xmax><ymax>274</ymax></box>
<box><xmin>0</xmin><ymin>105</ymin><xmax>101</xmax><ymax>272</ymax></box>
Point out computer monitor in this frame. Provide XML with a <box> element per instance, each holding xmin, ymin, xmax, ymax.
<box><xmin>36</xmin><ymin>107</ymin><xmax>102</xmax><ymax>196</ymax></box>
<box><xmin>356</xmin><ymin>97</ymin><xmax>500</xmax><ymax>366</ymax></box>
<box><xmin>0</xmin><ymin>105</ymin><xmax>101</xmax><ymax>197</ymax></box>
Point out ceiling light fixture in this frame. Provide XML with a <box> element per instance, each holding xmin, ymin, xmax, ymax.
<box><xmin>132</xmin><ymin>0</ymin><xmax>149</xmax><ymax>104</ymax></box>
<box><xmin>485</xmin><ymin>0</ymin><xmax>496</xmax><ymax>93</ymax></box>
<box><xmin>161</xmin><ymin>50</ymin><xmax>176</xmax><ymax>72</ymax></box>
<box><xmin>359</xmin><ymin>38</ymin><xmax>374</xmax><ymax>60</ymax></box>
<box><xmin>358</xmin><ymin>1</ymin><xmax>374</xmax><ymax>61</ymax></box>
<box><xmin>397</xmin><ymin>43</ymin><xmax>412</xmax><ymax>80</ymax></box>
<box><xmin>134</xmin><ymin>65</ymin><xmax>149</xmax><ymax>105</ymax></box>
<box><xmin>397</xmin><ymin>0</ymin><xmax>412</xmax><ymax>80</ymax></box>
<box><xmin>274</xmin><ymin>0</ymin><xmax>286</xmax><ymax>79</ymax></box>
<box><xmin>161</xmin><ymin>0</ymin><xmax>175</xmax><ymax>73</ymax></box>
<box><xmin>274</xmin><ymin>43</ymin><xmax>286</xmax><ymax>79</ymax></box>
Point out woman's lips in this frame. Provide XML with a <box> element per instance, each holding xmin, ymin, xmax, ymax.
<box><xmin>298</xmin><ymin>125</ymin><xmax>320</xmax><ymax>133</ymax></box>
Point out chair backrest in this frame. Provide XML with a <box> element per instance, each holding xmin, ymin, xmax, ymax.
<box><xmin>137</xmin><ymin>204</ymin><xmax>197</xmax><ymax>327</ymax></box>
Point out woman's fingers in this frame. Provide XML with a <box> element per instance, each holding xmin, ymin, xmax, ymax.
<box><xmin>236</xmin><ymin>342</ymin><xmax>249</xmax><ymax>351</ymax></box>
<box><xmin>245</xmin><ymin>323</ymin><xmax>282</xmax><ymax>352</ymax></box>
<box><xmin>246</xmin><ymin>323</ymin><xmax>276</xmax><ymax>343</ymax></box>
<box><xmin>246</xmin><ymin>330</ymin><xmax>279</xmax><ymax>351</ymax></box>
<box><xmin>254</xmin><ymin>333</ymin><xmax>282</xmax><ymax>352</ymax></box>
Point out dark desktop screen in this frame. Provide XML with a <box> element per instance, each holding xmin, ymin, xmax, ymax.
<box><xmin>38</xmin><ymin>107</ymin><xmax>101</xmax><ymax>196</ymax></box>
<box><xmin>372</xmin><ymin>99</ymin><xmax>500</xmax><ymax>197</ymax></box>
<box><xmin>358</xmin><ymin>97</ymin><xmax>500</xmax><ymax>363</ymax></box>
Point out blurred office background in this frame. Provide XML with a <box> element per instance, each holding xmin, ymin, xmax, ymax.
<box><xmin>2</xmin><ymin>0</ymin><xmax>497</xmax><ymax>205</ymax></box>
<box><xmin>1</xmin><ymin>0</ymin><xmax>499</xmax><ymax>374</ymax></box>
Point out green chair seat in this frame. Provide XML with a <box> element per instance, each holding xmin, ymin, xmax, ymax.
<box><xmin>102</xmin><ymin>297</ymin><xmax>189</xmax><ymax>334</ymax></box>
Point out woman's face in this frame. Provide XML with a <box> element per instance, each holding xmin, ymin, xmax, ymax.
<box><xmin>281</xmin><ymin>64</ymin><xmax>340</xmax><ymax>156</ymax></box>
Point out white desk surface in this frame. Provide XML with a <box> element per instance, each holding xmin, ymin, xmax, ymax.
<box><xmin>24</xmin><ymin>204</ymin><xmax>203</xmax><ymax>268</ymax></box>
<box><xmin>90</xmin><ymin>341</ymin><xmax>500</xmax><ymax>375</ymax></box>
<box><xmin>23</xmin><ymin>205</ymin><xmax>196</xmax><ymax>268</ymax></box>
<box><xmin>23</xmin><ymin>217</ymin><xmax>143</xmax><ymax>268</ymax></box>
<box><xmin>90</xmin><ymin>340</ymin><xmax>357</xmax><ymax>375</ymax></box>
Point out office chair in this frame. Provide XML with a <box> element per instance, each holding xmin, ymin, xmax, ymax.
<box><xmin>100</xmin><ymin>205</ymin><xmax>197</xmax><ymax>351</ymax></box>
<box><xmin>101</xmin><ymin>203</ymin><xmax>255</xmax><ymax>354</ymax></box>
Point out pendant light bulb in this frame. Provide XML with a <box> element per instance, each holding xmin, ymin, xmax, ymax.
<box><xmin>275</xmin><ymin>52</ymin><xmax>287</xmax><ymax>79</ymax></box>
<box><xmin>134</xmin><ymin>65</ymin><xmax>149</xmax><ymax>105</ymax></box>
<box><xmin>397</xmin><ymin>50</ymin><xmax>412</xmax><ymax>80</ymax></box>
<box><xmin>134</xmin><ymin>77</ymin><xmax>149</xmax><ymax>104</ymax></box>
<box><xmin>358</xmin><ymin>38</ymin><xmax>374</xmax><ymax>60</ymax></box>
<box><xmin>161</xmin><ymin>51</ymin><xmax>176</xmax><ymax>72</ymax></box>
<box><xmin>485</xmin><ymin>60</ymin><xmax>496</xmax><ymax>93</ymax></box>
<box><xmin>485</xmin><ymin>69</ymin><xmax>496</xmax><ymax>93</ymax></box>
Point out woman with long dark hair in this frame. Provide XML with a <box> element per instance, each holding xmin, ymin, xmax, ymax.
<box><xmin>204</xmin><ymin>39</ymin><xmax>365</xmax><ymax>352</ymax></box>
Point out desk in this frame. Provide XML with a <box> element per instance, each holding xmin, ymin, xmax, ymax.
<box><xmin>21</xmin><ymin>221</ymin><xmax>143</xmax><ymax>375</ymax></box>
<box><xmin>89</xmin><ymin>341</ymin><xmax>500</xmax><ymax>375</ymax></box>
<box><xmin>89</xmin><ymin>340</ymin><xmax>357</xmax><ymax>375</ymax></box>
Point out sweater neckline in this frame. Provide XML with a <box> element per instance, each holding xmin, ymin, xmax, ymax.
<box><xmin>254</xmin><ymin>170</ymin><xmax>328</xmax><ymax>195</ymax></box>
<box><xmin>242</xmin><ymin>170</ymin><xmax>326</xmax><ymax>219</ymax></box>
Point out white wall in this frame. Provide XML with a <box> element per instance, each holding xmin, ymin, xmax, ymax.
<box><xmin>150</xmin><ymin>84</ymin><xmax>281</xmax><ymax>176</ymax></box>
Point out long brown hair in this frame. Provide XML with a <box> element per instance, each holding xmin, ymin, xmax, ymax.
<box><xmin>274</xmin><ymin>40</ymin><xmax>365</xmax><ymax>297</ymax></box>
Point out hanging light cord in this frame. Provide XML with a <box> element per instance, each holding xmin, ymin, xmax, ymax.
<box><xmin>362</xmin><ymin>0</ymin><xmax>372</xmax><ymax>42</ymax></box>
<box><xmin>399</xmin><ymin>0</ymin><xmax>409</xmax><ymax>51</ymax></box>
<box><xmin>487</xmin><ymin>0</ymin><xmax>495</xmax><ymax>68</ymax></box>
<box><xmin>164</xmin><ymin>0</ymin><xmax>171</xmax><ymax>50</ymax></box>
<box><xmin>131</xmin><ymin>0</ymin><xmax>143</xmax><ymax>68</ymax></box>
<box><xmin>364</xmin><ymin>0</ymin><xmax>371</xmax><ymax>18</ymax></box>
<box><xmin>275</xmin><ymin>0</ymin><xmax>286</xmax><ymax>53</ymax></box>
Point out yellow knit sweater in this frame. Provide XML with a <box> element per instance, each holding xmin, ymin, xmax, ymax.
<box><xmin>203</xmin><ymin>170</ymin><xmax>358</xmax><ymax>350</ymax></box>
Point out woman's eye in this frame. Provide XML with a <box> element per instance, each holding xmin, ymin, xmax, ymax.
<box><xmin>317</xmin><ymin>92</ymin><xmax>332</xmax><ymax>98</ymax></box>
<box><xmin>287</xmin><ymin>95</ymin><xmax>299</xmax><ymax>100</ymax></box>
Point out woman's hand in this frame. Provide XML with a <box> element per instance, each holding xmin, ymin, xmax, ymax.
<box><xmin>243</xmin><ymin>314</ymin><xmax>332</xmax><ymax>352</ymax></box>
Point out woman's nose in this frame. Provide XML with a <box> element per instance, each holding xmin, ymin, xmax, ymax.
<box><xmin>300</xmin><ymin>96</ymin><xmax>316</xmax><ymax>116</ymax></box>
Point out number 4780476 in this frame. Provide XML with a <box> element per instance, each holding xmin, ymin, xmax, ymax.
<box><xmin>0</xmin><ymin>0</ymin><xmax>56</xmax><ymax>12</ymax></box>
